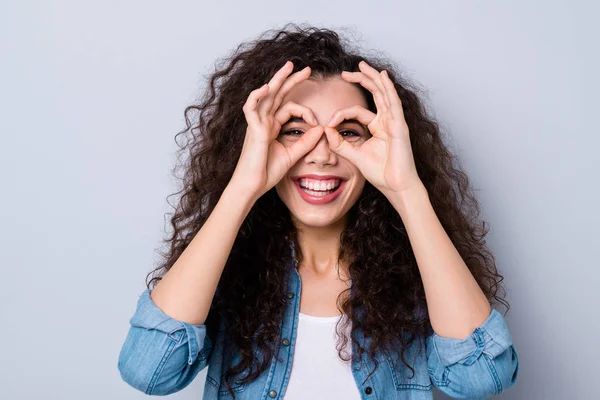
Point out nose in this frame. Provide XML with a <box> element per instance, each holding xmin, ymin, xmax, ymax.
<box><xmin>303</xmin><ymin>131</ymin><xmax>337</xmax><ymax>166</ymax></box>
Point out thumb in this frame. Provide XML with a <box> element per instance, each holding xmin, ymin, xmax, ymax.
<box><xmin>286</xmin><ymin>125</ymin><xmax>324</xmax><ymax>164</ymax></box>
<box><xmin>323</xmin><ymin>126</ymin><xmax>362</xmax><ymax>167</ymax></box>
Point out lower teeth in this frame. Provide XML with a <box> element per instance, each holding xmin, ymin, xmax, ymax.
<box><xmin>301</xmin><ymin>186</ymin><xmax>339</xmax><ymax>197</ymax></box>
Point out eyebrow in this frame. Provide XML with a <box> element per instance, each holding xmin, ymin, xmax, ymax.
<box><xmin>283</xmin><ymin>117</ymin><xmax>366</xmax><ymax>129</ymax></box>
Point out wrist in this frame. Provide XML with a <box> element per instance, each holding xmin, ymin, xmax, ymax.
<box><xmin>385</xmin><ymin>181</ymin><xmax>429</xmax><ymax>217</ymax></box>
<box><xmin>223</xmin><ymin>182</ymin><xmax>260</xmax><ymax>208</ymax></box>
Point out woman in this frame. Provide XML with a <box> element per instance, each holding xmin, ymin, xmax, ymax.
<box><xmin>118</xmin><ymin>24</ymin><xmax>519</xmax><ymax>399</ymax></box>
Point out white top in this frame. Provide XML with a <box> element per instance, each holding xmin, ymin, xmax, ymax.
<box><xmin>283</xmin><ymin>312</ymin><xmax>362</xmax><ymax>399</ymax></box>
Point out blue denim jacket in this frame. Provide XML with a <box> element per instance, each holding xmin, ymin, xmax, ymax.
<box><xmin>118</xmin><ymin>253</ymin><xmax>519</xmax><ymax>399</ymax></box>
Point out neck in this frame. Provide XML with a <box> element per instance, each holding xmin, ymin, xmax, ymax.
<box><xmin>291</xmin><ymin>216</ymin><xmax>349</xmax><ymax>279</ymax></box>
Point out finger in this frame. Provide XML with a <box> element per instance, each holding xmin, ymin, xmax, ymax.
<box><xmin>271</xmin><ymin>66</ymin><xmax>312</xmax><ymax>113</ymax></box>
<box><xmin>274</xmin><ymin>101</ymin><xmax>319</xmax><ymax>128</ymax></box>
<box><xmin>327</xmin><ymin>104</ymin><xmax>376</xmax><ymax>127</ymax></box>
<box><xmin>323</xmin><ymin>126</ymin><xmax>363</xmax><ymax>167</ymax></box>
<box><xmin>242</xmin><ymin>83</ymin><xmax>270</xmax><ymax>127</ymax></box>
<box><xmin>326</xmin><ymin>105</ymin><xmax>380</xmax><ymax>138</ymax></box>
<box><xmin>341</xmin><ymin>71</ymin><xmax>389</xmax><ymax>112</ymax></box>
<box><xmin>286</xmin><ymin>125</ymin><xmax>325</xmax><ymax>163</ymax></box>
<box><xmin>380</xmin><ymin>70</ymin><xmax>404</xmax><ymax>122</ymax></box>
<box><xmin>358</xmin><ymin>61</ymin><xmax>389</xmax><ymax>105</ymax></box>
<box><xmin>258</xmin><ymin>60</ymin><xmax>294</xmax><ymax>119</ymax></box>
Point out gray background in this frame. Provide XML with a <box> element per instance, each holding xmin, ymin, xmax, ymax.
<box><xmin>1</xmin><ymin>1</ymin><xmax>598</xmax><ymax>399</ymax></box>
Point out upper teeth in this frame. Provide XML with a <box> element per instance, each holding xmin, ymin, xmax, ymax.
<box><xmin>299</xmin><ymin>178</ymin><xmax>341</xmax><ymax>191</ymax></box>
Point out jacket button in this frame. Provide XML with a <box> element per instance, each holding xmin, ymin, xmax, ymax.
<box><xmin>268</xmin><ymin>389</ymin><xmax>277</xmax><ymax>398</ymax></box>
<box><xmin>282</xmin><ymin>338</ymin><xmax>290</xmax><ymax>346</ymax></box>
<box><xmin>364</xmin><ymin>386</ymin><xmax>373</xmax><ymax>394</ymax></box>
<box><xmin>287</xmin><ymin>292</ymin><xmax>294</xmax><ymax>299</ymax></box>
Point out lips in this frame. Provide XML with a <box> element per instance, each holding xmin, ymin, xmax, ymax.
<box><xmin>290</xmin><ymin>174</ymin><xmax>348</xmax><ymax>205</ymax></box>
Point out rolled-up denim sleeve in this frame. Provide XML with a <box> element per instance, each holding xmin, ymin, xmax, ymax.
<box><xmin>117</xmin><ymin>289</ymin><xmax>214</xmax><ymax>395</ymax></box>
<box><xmin>426</xmin><ymin>308</ymin><xmax>519</xmax><ymax>399</ymax></box>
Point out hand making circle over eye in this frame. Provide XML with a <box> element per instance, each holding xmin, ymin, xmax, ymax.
<box><xmin>323</xmin><ymin>60</ymin><xmax>423</xmax><ymax>196</ymax></box>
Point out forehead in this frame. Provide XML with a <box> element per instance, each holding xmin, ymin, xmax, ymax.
<box><xmin>281</xmin><ymin>77</ymin><xmax>368</xmax><ymax>120</ymax></box>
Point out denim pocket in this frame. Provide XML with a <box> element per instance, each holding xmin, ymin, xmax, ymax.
<box><xmin>384</xmin><ymin>346</ymin><xmax>433</xmax><ymax>391</ymax></box>
<box><xmin>206</xmin><ymin>368</ymin><xmax>247</xmax><ymax>397</ymax></box>
<box><xmin>206</xmin><ymin>344</ymin><xmax>249</xmax><ymax>396</ymax></box>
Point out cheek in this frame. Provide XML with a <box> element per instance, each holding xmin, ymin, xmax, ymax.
<box><xmin>352</xmin><ymin>166</ymin><xmax>365</xmax><ymax>181</ymax></box>
<box><xmin>352</xmin><ymin>176</ymin><xmax>366</xmax><ymax>196</ymax></box>
<box><xmin>347</xmin><ymin>162</ymin><xmax>365</xmax><ymax>183</ymax></box>
<box><xmin>277</xmin><ymin>135</ymin><xmax>299</xmax><ymax>147</ymax></box>
<box><xmin>348</xmin><ymin>169</ymin><xmax>367</xmax><ymax>196</ymax></box>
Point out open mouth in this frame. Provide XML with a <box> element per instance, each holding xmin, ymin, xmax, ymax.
<box><xmin>298</xmin><ymin>179</ymin><xmax>341</xmax><ymax>196</ymax></box>
<box><xmin>292</xmin><ymin>177</ymin><xmax>347</xmax><ymax>205</ymax></box>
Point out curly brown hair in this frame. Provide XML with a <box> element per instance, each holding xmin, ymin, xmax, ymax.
<box><xmin>145</xmin><ymin>23</ymin><xmax>509</xmax><ymax>398</ymax></box>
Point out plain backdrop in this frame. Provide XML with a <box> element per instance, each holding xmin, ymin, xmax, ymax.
<box><xmin>1</xmin><ymin>1</ymin><xmax>598</xmax><ymax>399</ymax></box>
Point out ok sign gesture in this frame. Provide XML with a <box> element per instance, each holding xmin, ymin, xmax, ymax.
<box><xmin>324</xmin><ymin>61</ymin><xmax>423</xmax><ymax>196</ymax></box>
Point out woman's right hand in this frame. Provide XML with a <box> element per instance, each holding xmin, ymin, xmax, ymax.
<box><xmin>229</xmin><ymin>60</ymin><xmax>325</xmax><ymax>202</ymax></box>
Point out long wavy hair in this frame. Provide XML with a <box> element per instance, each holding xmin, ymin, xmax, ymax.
<box><xmin>146</xmin><ymin>23</ymin><xmax>510</xmax><ymax>397</ymax></box>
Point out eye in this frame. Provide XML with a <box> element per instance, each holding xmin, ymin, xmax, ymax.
<box><xmin>340</xmin><ymin>130</ymin><xmax>360</xmax><ymax>138</ymax></box>
<box><xmin>280</xmin><ymin>129</ymin><xmax>361</xmax><ymax>138</ymax></box>
<box><xmin>280</xmin><ymin>129</ymin><xmax>304</xmax><ymax>136</ymax></box>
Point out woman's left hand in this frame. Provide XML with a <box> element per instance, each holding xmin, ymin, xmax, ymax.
<box><xmin>324</xmin><ymin>60</ymin><xmax>423</xmax><ymax>196</ymax></box>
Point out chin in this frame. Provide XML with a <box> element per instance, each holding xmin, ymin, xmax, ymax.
<box><xmin>289</xmin><ymin>210</ymin><xmax>347</xmax><ymax>228</ymax></box>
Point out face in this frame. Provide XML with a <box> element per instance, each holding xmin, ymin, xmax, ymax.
<box><xmin>275</xmin><ymin>76</ymin><xmax>372</xmax><ymax>228</ymax></box>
